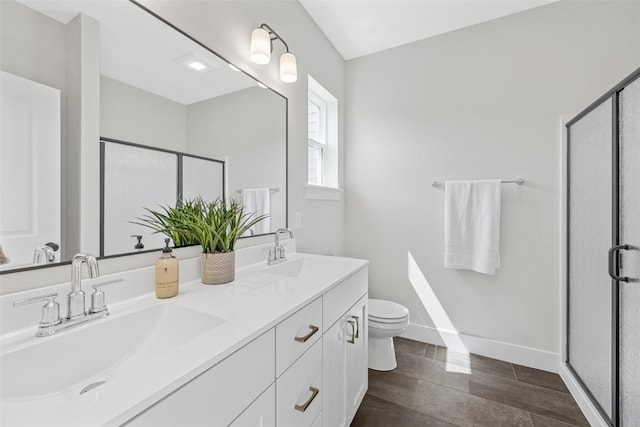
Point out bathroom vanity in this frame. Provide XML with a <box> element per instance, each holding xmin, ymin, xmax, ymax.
<box><xmin>0</xmin><ymin>243</ymin><xmax>368</xmax><ymax>427</ymax></box>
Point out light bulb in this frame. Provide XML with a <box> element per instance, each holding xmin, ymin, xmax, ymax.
<box><xmin>280</xmin><ymin>52</ymin><xmax>297</xmax><ymax>83</ymax></box>
<box><xmin>250</xmin><ymin>28</ymin><xmax>271</xmax><ymax>64</ymax></box>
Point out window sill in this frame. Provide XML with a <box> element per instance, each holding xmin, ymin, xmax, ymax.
<box><xmin>306</xmin><ymin>185</ymin><xmax>343</xmax><ymax>201</ymax></box>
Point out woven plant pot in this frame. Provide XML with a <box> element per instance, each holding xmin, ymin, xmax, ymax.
<box><xmin>201</xmin><ymin>251</ymin><xmax>235</xmax><ymax>285</ymax></box>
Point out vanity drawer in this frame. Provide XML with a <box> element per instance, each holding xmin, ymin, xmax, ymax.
<box><xmin>276</xmin><ymin>339</ymin><xmax>323</xmax><ymax>427</ymax></box>
<box><xmin>276</xmin><ymin>297</ymin><xmax>322</xmax><ymax>377</ymax></box>
<box><xmin>125</xmin><ymin>329</ymin><xmax>275</xmax><ymax>427</ymax></box>
<box><xmin>229</xmin><ymin>383</ymin><xmax>276</xmax><ymax>427</ymax></box>
<box><xmin>323</xmin><ymin>268</ymin><xmax>368</xmax><ymax>331</ymax></box>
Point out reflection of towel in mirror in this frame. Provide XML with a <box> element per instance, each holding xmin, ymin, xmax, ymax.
<box><xmin>444</xmin><ymin>180</ymin><xmax>501</xmax><ymax>275</ymax></box>
<box><xmin>242</xmin><ymin>188</ymin><xmax>271</xmax><ymax>236</ymax></box>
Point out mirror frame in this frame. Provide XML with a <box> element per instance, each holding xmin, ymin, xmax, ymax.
<box><xmin>0</xmin><ymin>0</ymin><xmax>288</xmax><ymax>275</ymax></box>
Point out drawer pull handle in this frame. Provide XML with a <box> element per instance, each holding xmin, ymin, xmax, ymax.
<box><xmin>294</xmin><ymin>325</ymin><xmax>319</xmax><ymax>343</ymax></box>
<box><xmin>294</xmin><ymin>386</ymin><xmax>319</xmax><ymax>412</ymax></box>
<box><xmin>347</xmin><ymin>320</ymin><xmax>356</xmax><ymax>344</ymax></box>
<box><xmin>352</xmin><ymin>315</ymin><xmax>360</xmax><ymax>338</ymax></box>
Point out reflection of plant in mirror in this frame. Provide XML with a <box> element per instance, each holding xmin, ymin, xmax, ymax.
<box><xmin>131</xmin><ymin>199</ymin><xmax>201</xmax><ymax>247</ymax></box>
<box><xmin>134</xmin><ymin>198</ymin><xmax>268</xmax><ymax>254</ymax></box>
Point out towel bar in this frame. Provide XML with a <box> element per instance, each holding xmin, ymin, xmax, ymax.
<box><xmin>432</xmin><ymin>179</ymin><xmax>524</xmax><ymax>188</ymax></box>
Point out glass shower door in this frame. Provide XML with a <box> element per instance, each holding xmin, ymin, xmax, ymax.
<box><xmin>619</xmin><ymin>77</ymin><xmax>640</xmax><ymax>427</ymax></box>
<box><xmin>567</xmin><ymin>98</ymin><xmax>613</xmax><ymax>421</ymax></box>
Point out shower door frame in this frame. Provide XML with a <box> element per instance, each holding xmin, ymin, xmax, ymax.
<box><xmin>565</xmin><ymin>66</ymin><xmax>640</xmax><ymax>427</ymax></box>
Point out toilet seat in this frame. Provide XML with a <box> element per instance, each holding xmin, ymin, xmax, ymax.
<box><xmin>368</xmin><ymin>298</ymin><xmax>409</xmax><ymax>321</ymax></box>
<box><xmin>369</xmin><ymin>316</ymin><xmax>408</xmax><ymax>325</ymax></box>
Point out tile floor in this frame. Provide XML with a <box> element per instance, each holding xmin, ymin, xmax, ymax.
<box><xmin>351</xmin><ymin>337</ymin><xmax>589</xmax><ymax>427</ymax></box>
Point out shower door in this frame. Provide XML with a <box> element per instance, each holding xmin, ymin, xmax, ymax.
<box><xmin>618</xmin><ymin>75</ymin><xmax>640</xmax><ymax>427</ymax></box>
<box><xmin>567</xmin><ymin>98</ymin><xmax>614</xmax><ymax>423</ymax></box>
<box><xmin>567</xmin><ymin>67</ymin><xmax>640</xmax><ymax>427</ymax></box>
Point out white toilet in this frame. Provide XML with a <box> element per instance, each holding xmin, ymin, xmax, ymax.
<box><xmin>367</xmin><ymin>298</ymin><xmax>410</xmax><ymax>371</ymax></box>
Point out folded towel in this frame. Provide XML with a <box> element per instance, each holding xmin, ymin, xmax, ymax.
<box><xmin>242</xmin><ymin>188</ymin><xmax>271</xmax><ymax>236</ymax></box>
<box><xmin>444</xmin><ymin>180</ymin><xmax>501</xmax><ymax>275</ymax></box>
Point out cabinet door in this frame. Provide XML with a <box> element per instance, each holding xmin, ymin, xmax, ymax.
<box><xmin>346</xmin><ymin>295</ymin><xmax>368</xmax><ymax>424</ymax></box>
<box><xmin>322</xmin><ymin>315</ymin><xmax>348</xmax><ymax>427</ymax></box>
<box><xmin>323</xmin><ymin>293</ymin><xmax>369</xmax><ymax>427</ymax></box>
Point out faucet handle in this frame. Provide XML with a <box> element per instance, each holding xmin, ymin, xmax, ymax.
<box><xmin>90</xmin><ymin>278</ymin><xmax>123</xmax><ymax>314</ymax></box>
<box><xmin>278</xmin><ymin>244</ymin><xmax>287</xmax><ymax>260</ymax></box>
<box><xmin>267</xmin><ymin>247</ymin><xmax>277</xmax><ymax>263</ymax></box>
<box><xmin>14</xmin><ymin>293</ymin><xmax>61</xmax><ymax>336</ymax></box>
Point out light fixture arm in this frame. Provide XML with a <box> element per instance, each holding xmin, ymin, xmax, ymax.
<box><xmin>259</xmin><ymin>23</ymin><xmax>290</xmax><ymax>53</ymax></box>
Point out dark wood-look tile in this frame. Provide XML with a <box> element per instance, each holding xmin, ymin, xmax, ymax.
<box><xmin>424</xmin><ymin>343</ymin><xmax>437</xmax><ymax>359</ymax></box>
<box><xmin>367</xmin><ymin>369</ymin><xmax>420</xmax><ymax>407</ymax></box>
<box><xmin>529</xmin><ymin>412</ymin><xmax>585</xmax><ymax>427</ymax></box>
<box><xmin>411</xmin><ymin>378</ymin><xmax>534</xmax><ymax>427</ymax></box>
<box><xmin>435</xmin><ymin>346</ymin><xmax>516</xmax><ymax>380</ymax></box>
<box><xmin>395</xmin><ymin>351</ymin><xmax>469</xmax><ymax>393</ymax></box>
<box><xmin>395</xmin><ymin>337</ymin><xmax>437</xmax><ymax>359</ymax></box>
<box><xmin>394</xmin><ymin>337</ymin><xmax>427</xmax><ymax>356</ymax></box>
<box><xmin>351</xmin><ymin>394</ymin><xmax>455</xmax><ymax>427</ymax></box>
<box><xmin>468</xmin><ymin>371</ymin><xmax>589</xmax><ymax>426</ymax></box>
<box><xmin>513</xmin><ymin>364</ymin><xmax>570</xmax><ymax>393</ymax></box>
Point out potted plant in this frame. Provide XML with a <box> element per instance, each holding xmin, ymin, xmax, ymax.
<box><xmin>135</xmin><ymin>198</ymin><xmax>267</xmax><ymax>285</ymax></box>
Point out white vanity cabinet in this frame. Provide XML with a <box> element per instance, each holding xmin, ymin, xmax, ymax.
<box><xmin>322</xmin><ymin>269</ymin><xmax>368</xmax><ymax>427</ymax></box>
<box><xmin>123</xmin><ymin>263</ymin><xmax>368</xmax><ymax>427</ymax></box>
<box><xmin>124</xmin><ymin>329</ymin><xmax>275</xmax><ymax>427</ymax></box>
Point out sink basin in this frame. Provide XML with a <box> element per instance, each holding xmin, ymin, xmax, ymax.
<box><xmin>265</xmin><ymin>255</ymin><xmax>348</xmax><ymax>279</ymax></box>
<box><xmin>0</xmin><ymin>303</ymin><xmax>224</xmax><ymax>401</ymax></box>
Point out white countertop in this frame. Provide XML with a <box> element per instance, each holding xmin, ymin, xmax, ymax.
<box><xmin>0</xmin><ymin>250</ymin><xmax>368</xmax><ymax>426</ymax></box>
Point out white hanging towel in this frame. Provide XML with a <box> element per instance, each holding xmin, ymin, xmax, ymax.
<box><xmin>242</xmin><ymin>188</ymin><xmax>271</xmax><ymax>236</ymax></box>
<box><xmin>444</xmin><ymin>180</ymin><xmax>501</xmax><ymax>275</ymax></box>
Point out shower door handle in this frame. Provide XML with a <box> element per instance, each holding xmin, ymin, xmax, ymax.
<box><xmin>608</xmin><ymin>244</ymin><xmax>639</xmax><ymax>282</ymax></box>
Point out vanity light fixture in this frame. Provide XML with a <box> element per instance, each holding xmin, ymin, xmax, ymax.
<box><xmin>250</xmin><ymin>23</ymin><xmax>297</xmax><ymax>83</ymax></box>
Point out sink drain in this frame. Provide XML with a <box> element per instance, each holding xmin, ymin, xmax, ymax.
<box><xmin>80</xmin><ymin>380</ymin><xmax>107</xmax><ymax>395</ymax></box>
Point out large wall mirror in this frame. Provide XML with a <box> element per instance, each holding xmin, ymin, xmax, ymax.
<box><xmin>0</xmin><ymin>0</ymin><xmax>287</xmax><ymax>273</ymax></box>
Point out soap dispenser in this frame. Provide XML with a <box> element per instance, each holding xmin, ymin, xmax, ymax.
<box><xmin>155</xmin><ymin>238</ymin><xmax>179</xmax><ymax>299</ymax></box>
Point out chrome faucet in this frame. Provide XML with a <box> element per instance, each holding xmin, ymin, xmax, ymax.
<box><xmin>68</xmin><ymin>253</ymin><xmax>100</xmax><ymax>320</ymax></box>
<box><xmin>14</xmin><ymin>253</ymin><xmax>122</xmax><ymax>337</ymax></box>
<box><xmin>268</xmin><ymin>228</ymin><xmax>294</xmax><ymax>265</ymax></box>
<box><xmin>33</xmin><ymin>242</ymin><xmax>59</xmax><ymax>265</ymax></box>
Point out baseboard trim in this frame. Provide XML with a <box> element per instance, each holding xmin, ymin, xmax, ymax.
<box><xmin>401</xmin><ymin>323</ymin><xmax>560</xmax><ymax>373</ymax></box>
<box><xmin>559</xmin><ymin>364</ymin><xmax>608</xmax><ymax>427</ymax></box>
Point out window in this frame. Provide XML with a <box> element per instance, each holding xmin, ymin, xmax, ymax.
<box><xmin>307</xmin><ymin>76</ymin><xmax>341</xmax><ymax>200</ymax></box>
<box><xmin>307</xmin><ymin>91</ymin><xmax>327</xmax><ymax>185</ymax></box>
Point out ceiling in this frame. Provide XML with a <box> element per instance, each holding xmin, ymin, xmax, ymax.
<box><xmin>299</xmin><ymin>0</ymin><xmax>556</xmax><ymax>60</ymax></box>
<box><xmin>19</xmin><ymin>0</ymin><xmax>256</xmax><ymax>105</ymax></box>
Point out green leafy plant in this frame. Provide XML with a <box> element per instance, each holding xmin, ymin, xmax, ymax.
<box><xmin>133</xmin><ymin>197</ymin><xmax>268</xmax><ymax>253</ymax></box>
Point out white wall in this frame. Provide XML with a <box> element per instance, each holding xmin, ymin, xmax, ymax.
<box><xmin>100</xmin><ymin>75</ymin><xmax>187</xmax><ymax>152</ymax></box>
<box><xmin>345</xmin><ymin>0</ymin><xmax>640</xmax><ymax>355</ymax></box>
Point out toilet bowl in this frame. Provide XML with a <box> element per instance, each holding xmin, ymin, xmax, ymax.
<box><xmin>367</xmin><ymin>298</ymin><xmax>410</xmax><ymax>371</ymax></box>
